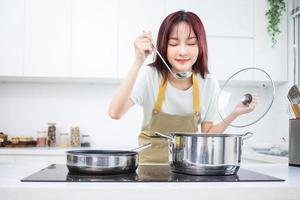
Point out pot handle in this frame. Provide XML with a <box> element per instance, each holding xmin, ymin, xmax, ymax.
<box><xmin>131</xmin><ymin>143</ymin><xmax>152</xmax><ymax>152</ymax></box>
<box><xmin>242</xmin><ymin>132</ymin><xmax>254</xmax><ymax>142</ymax></box>
<box><xmin>155</xmin><ymin>132</ymin><xmax>175</xmax><ymax>143</ymax></box>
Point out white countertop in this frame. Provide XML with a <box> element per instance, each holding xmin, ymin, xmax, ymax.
<box><xmin>1</xmin><ymin>162</ymin><xmax>300</xmax><ymax>200</ymax></box>
<box><xmin>243</xmin><ymin>148</ymin><xmax>288</xmax><ymax>163</ymax></box>
<box><xmin>0</xmin><ymin>147</ymin><xmax>84</xmax><ymax>155</ymax></box>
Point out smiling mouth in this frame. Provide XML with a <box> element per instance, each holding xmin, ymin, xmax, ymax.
<box><xmin>175</xmin><ymin>59</ymin><xmax>190</xmax><ymax>63</ymax></box>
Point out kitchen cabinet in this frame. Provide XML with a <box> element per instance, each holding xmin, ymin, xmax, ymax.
<box><xmin>165</xmin><ymin>0</ymin><xmax>254</xmax><ymax>38</ymax></box>
<box><xmin>23</xmin><ymin>0</ymin><xmax>71</xmax><ymax>77</ymax></box>
<box><xmin>208</xmin><ymin>37</ymin><xmax>254</xmax><ymax>81</ymax></box>
<box><xmin>0</xmin><ymin>0</ymin><xmax>24</xmax><ymax>76</ymax></box>
<box><xmin>163</xmin><ymin>0</ymin><xmax>256</xmax><ymax>81</ymax></box>
<box><xmin>71</xmin><ymin>0</ymin><xmax>118</xmax><ymax>78</ymax></box>
<box><xmin>0</xmin><ymin>0</ymin><xmax>288</xmax><ymax>82</ymax></box>
<box><xmin>164</xmin><ymin>0</ymin><xmax>287</xmax><ymax>82</ymax></box>
<box><xmin>118</xmin><ymin>0</ymin><xmax>165</xmax><ymax>78</ymax></box>
<box><xmin>118</xmin><ymin>0</ymin><xmax>256</xmax><ymax>80</ymax></box>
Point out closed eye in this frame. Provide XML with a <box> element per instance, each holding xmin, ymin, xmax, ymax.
<box><xmin>168</xmin><ymin>43</ymin><xmax>178</xmax><ymax>46</ymax></box>
<box><xmin>187</xmin><ymin>38</ymin><xmax>197</xmax><ymax>46</ymax></box>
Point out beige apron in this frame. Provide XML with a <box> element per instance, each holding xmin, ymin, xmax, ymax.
<box><xmin>138</xmin><ymin>73</ymin><xmax>201</xmax><ymax>163</ymax></box>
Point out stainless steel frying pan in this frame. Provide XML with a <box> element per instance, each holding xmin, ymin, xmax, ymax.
<box><xmin>66</xmin><ymin>143</ymin><xmax>151</xmax><ymax>175</ymax></box>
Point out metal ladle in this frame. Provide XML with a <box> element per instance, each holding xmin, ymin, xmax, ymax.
<box><xmin>151</xmin><ymin>44</ymin><xmax>192</xmax><ymax>80</ymax></box>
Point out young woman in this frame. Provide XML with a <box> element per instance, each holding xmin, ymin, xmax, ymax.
<box><xmin>108</xmin><ymin>10</ymin><xmax>256</xmax><ymax>163</ymax></box>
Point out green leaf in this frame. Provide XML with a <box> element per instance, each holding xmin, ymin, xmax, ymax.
<box><xmin>265</xmin><ymin>0</ymin><xmax>286</xmax><ymax>47</ymax></box>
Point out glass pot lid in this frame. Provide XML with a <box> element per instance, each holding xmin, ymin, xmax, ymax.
<box><xmin>217</xmin><ymin>67</ymin><xmax>275</xmax><ymax>128</ymax></box>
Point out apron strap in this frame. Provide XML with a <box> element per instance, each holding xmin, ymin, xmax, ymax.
<box><xmin>192</xmin><ymin>73</ymin><xmax>200</xmax><ymax>113</ymax></box>
<box><xmin>155</xmin><ymin>73</ymin><xmax>200</xmax><ymax>113</ymax></box>
<box><xmin>154</xmin><ymin>79</ymin><xmax>167</xmax><ymax>111</ymax></box>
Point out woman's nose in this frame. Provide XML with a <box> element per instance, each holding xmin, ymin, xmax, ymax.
<box><xmin>178</xmin><ymin>44</ymin><xmax>188</xmax><ymax>55</ymax></box>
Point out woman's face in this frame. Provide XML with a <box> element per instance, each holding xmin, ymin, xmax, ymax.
<box><xmin>167</xmin><ymin>22</ymin><xmax>199</xmax><ymax>73</ymax></box>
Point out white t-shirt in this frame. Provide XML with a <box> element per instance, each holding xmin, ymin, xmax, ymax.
<box><xmin>130</xmin><ymin>66</ymin><xmax>221</xmax><ymax>129</ymax></box>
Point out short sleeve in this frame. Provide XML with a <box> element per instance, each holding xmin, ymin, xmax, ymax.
<box><xmin>202</xmin><ymin>77</ymin><xmax>221</xmax><ymax>123</ymax></box>
<box><xmin>130</xmin><ymin>66</ymin><xmax>149</xmax><ymax>106</ymax></box>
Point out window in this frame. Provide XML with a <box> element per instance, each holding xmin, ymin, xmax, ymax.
<box><xmin>292</xmin><ymin>0</ymin><xmax>300</xmax><ymax>85</ymax></box>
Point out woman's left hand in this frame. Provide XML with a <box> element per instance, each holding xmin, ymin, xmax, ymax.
<box><xmin>232</xmin><ymin>94</ymin><xmax>257</xmax><ymax>116</ymax></box>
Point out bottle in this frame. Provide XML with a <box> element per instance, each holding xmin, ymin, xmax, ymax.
<box><xmin>36</xmin><ymin>130</ymin><xmax>47</xmax><ymax>147</ymax></box>
<box><xmin>81</xmin><ymin>134</ymin><xmax>91</xmax><ymax>147</ymax></box>
<box><xmin>70</xmin><ymin>126</ymin><xmax>80</xmax><ymax>147</ymax></box>
<box><xmin>47</xmin><ymin>123</ymin><xmax>56</xmax><ymax>147</ymax></box>
<box><xmin>60</xmin><ymin>132</ymin><xmax>69</xmax><ymax>148</ymax></box>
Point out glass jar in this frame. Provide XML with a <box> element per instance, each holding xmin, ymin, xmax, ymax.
<box><xmin>60</xmin><ymin>132</ymin><xmax>69</xmax><ymax>148</ymax></box>
<box><xmin>70</xmin><ymin>126</ymin><xmax>80</xmax><ymax>147</ymax></box>
<box><xmin>47</xmin><ymin>123</ymin><xmax>56</xmax><ymax>147</ymax></box>
<box><xmin>81</xmin><ymin>134</ymin><xmax>90</xmax><ymax>147</ymax></box>
<box><xmin>36</xmin><ymin>131</ymin><xmax>47</xmax><ymax>147</ymax></box>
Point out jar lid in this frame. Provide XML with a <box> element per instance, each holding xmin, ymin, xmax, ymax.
<box><xmin>37</xmin><ymin>131</ymin><xmax>47</xmax><ymax>137</ymax></box>
<box><xmin>81</xmin><ymin>134</ymin><xmax>89</xmax><ymax>137</ymax></box>
<box><xmin>71</xmin><ymin>126</ymin><xmax>80</xmax><ymax>129</ymax></box>
<box><xmin>37</xmin><ymin>130</ymin><xmax>47</xmax><ymax>133</ymax></box>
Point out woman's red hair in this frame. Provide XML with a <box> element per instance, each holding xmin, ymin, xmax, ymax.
<box><xmin>150</xmin><ymin>10</ymin><xmax>209</xmax><ymax>79</ymax></box>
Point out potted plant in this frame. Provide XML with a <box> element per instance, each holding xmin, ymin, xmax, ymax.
<box><xmin>265</xmin><ymin>0</ymin><xmax>286</xmax><ymax>47</ymax></box>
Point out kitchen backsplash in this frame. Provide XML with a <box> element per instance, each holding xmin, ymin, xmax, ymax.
<box><xmin>0</xmin><ymin>81</ymin><xmax>291</xmax><ymax>148</ymax></box>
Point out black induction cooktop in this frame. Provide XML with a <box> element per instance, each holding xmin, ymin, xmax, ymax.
<box><xmin>21</xmin><ymin>164</ymin><xmax>284</xmax><ymax>182</ymax></box>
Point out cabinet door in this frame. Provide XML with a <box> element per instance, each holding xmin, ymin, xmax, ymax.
<box><xmin>118</xmin><ymin>0</ymin><xmax>165</xmax><ymax>78</ymax></box>
<box><xmin>165</xmin><ymin>0</ymin><xmax>254</xmax><ymax>37</ymax></box>
<box><xmin>208</xmin><ymin>37</ymin><xmax>254</xmax><ymax>81</ymax></box>
<box><xmin>0</xmin><ymin>0</ymin><xmax>24</xmax><ymax>76</ymax></box>
<box><xmin>253</xmin><ymin>0</ymin><xmax>287</xmax><ymax>82</ymax></box>
<box><xmin>24</xmin><ymin>0</ymin><xmax>71</xmax><ymax>77</ymax></box>
<box><xmin>71</xmin><ymin>0</ymin><xmax>118</xmax><ymax>78</ymax></box>
<box><xmin>165</xmin><ymin>0</ymin><xmax>255</xmax><ymax>81</ymax></box>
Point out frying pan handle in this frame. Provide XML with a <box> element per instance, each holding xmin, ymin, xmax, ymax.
<box><xmin>131</xmin><ymin>143</ymin><xmax>152</xmax><ymax>152</ymax></box>
<box><xmin>155</xmin><ymin>132</ymin><xmax>172</xmax><ymax>139</ymax></box>
<box><xmin>155</xmin><ymin>132</ymin><xmax>175</xmax><ymax>143</ymax></box>
<box><xmin>242</xmin><ymin>132</ymin><xmax>254</xmax><ymax>142</ymax></box>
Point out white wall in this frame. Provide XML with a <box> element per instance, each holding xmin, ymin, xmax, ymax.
<box><xmin>0</xmin><ymin>82</ymin><xmax>143</xmax><ymax>148</ymax></box>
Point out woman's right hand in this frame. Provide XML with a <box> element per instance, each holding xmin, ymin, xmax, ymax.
<box><xmin>109</xmin><ymin>31</ymin><xmax>153</xmax><ymax>120</ymax></box>
<box><xmin>134</xmin><ymin>31</ymin><xmax>153</xmax><ymax>66</ymax></box>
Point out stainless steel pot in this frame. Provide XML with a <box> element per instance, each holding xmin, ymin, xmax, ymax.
<box><xmin>66</xmin><ymin>143</ymin><xmax>151</xmax><ymax>175</ymax></box>
<box><xmin>156</xmin><ymin>132</ymin><xmax>253</xmax><ymax>175</ymax></box>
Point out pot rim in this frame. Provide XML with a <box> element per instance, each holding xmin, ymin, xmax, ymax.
<box><xmin>66</xmin><ymin>150</ymin><xmax>137</xmax><ymax>156</ymax></box>
<box><xmin>169</xmin><ymin>132</ymin><xmax>248</xmax><ymax>137</ymax></box>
